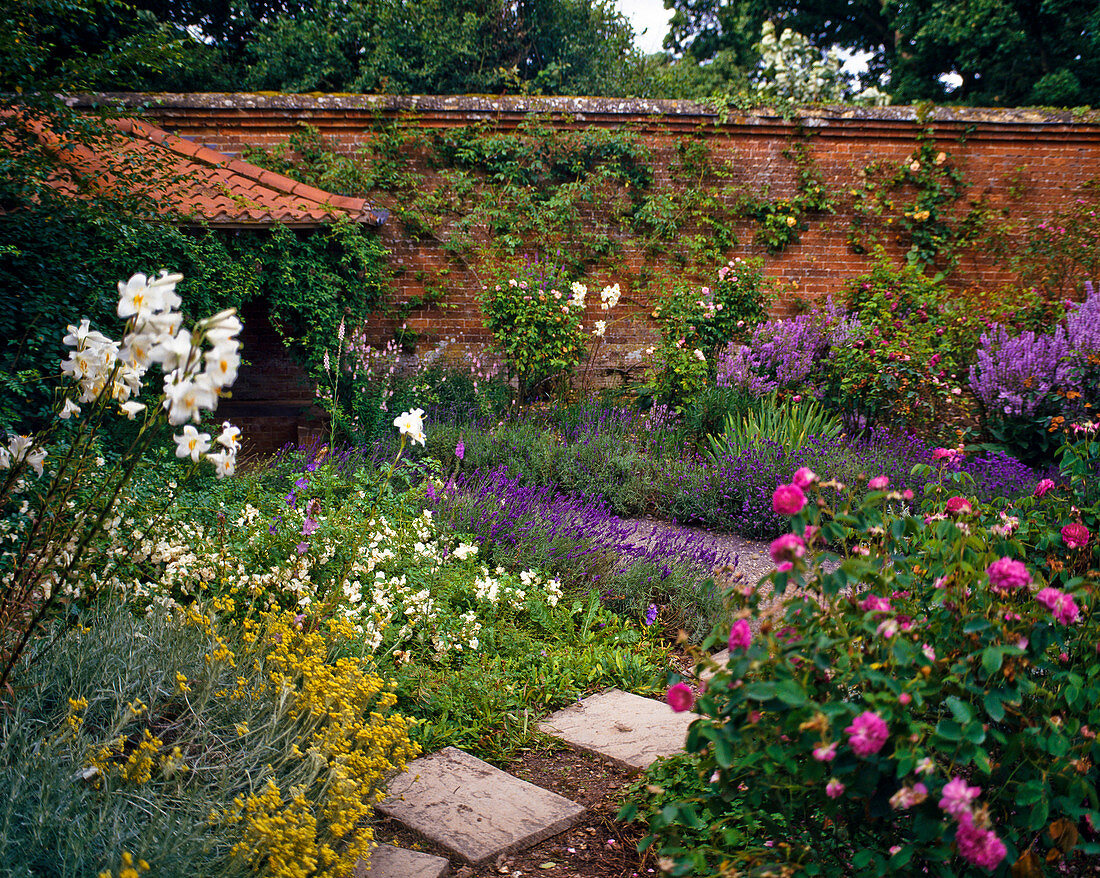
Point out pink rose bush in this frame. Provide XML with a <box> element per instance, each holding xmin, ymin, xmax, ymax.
<box><xmin>642</xmin><ymin>445</ymin><xmax>1100</xmax><ymax>877</ymax></box>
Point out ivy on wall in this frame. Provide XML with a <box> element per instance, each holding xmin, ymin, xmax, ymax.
<box><xmin>846</xmin><ymin>124</ymin><xmax>995</xmax><ymax>278</ymax></box>
<box><xmin>244</xmin><ymin>118</ymin><xmax>837</xmax><ymax>312</ymax></box>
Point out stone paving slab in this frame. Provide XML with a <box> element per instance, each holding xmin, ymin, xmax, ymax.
<box><xmin>354</xmin><ymin>843</ymin><xmax>449</xmax><ymax>878</ymax></box>
<box><xmin>376</xmin><ymin>746</ymin><xmax>585</xmax><ymax>866</ymax></box>
<box><xmin>700</xmin><ymin>649</ymin><xmax>730</xmax><ymax>683</ymax></box>
<box><xmin>538</xmin><ymin>689</ymin><xmax>694</xmax><ymax>771</ymax></box>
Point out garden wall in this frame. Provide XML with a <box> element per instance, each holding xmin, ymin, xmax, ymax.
<box><xmin>94</xmin><ymin>94</ymin><xmax>1100</xmax><ymax>384</ymax></box>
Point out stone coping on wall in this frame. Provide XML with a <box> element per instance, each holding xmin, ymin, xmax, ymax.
<box><xmin>71</xmin><ymin>93</ymin><xmax>1100</xmax><ymax>137</ymax></box>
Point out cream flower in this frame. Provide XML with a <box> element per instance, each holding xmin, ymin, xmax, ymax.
<box><xmin>173</xmin><ymin>425</ymin><xmax>211</xmax><ymax>462</ymax></box>
<box><xmin>394</xmin><ymin>408</ymin><xmax>426</xmax><ymax>446</ymax></box>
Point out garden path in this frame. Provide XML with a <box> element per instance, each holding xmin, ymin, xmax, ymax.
<box><xmin>364</xmin><ymin>520</ymin><xmax>814</xmax><ymax>877</ymax></box>
<box><xmin>367</xmin><ymin>688</ymin><xmax>689</xmax><ymax>878</ymax></box>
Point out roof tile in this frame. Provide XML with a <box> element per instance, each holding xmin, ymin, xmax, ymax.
<box><xmin>12</xmin><ymin>113</ymin><xmax>383</xmax><ymax>227</ymax></box>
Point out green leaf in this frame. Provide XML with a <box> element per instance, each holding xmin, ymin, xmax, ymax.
<box><xmin>983</xmin><ymin>690</ymin><xmax>1005</xmax><ymax>722</ymax></box>
<box><xmin>744</xmin><ymin>682</ymin><xmax>777</xmax><ymax>701</ymax></box>
<box><xmin>936</xmin><ymin>718</ymin><xmax>962</xmax><ymax>741</ymax></box>
<box><xmin>945</xmin><ymin>696</ymin><xmax>973</xmax><ymax>724</ymax></box>
<box><xmin>981</xmin><ymin>646</ymin><xmax>1004</xmax><ymax>675</ymax></box>
<box><xmin>775</xmin><ymin>680</ymin><xmax>808</xmax><ymax>707</ymax></box>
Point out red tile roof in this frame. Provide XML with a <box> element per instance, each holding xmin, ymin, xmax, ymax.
<box><xmin>12</xmin><ymin>112</ymin><xmax>383</xmax><ymax>227</ymax></box>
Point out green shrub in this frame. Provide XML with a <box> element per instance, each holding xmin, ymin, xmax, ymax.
<box><xmin>0</xmin><ymin>601</ymin><xmax>416</xmax><ymax>877</ymax></box>
<box><xmin>821</xmin><ymin>257</ymin><xmax>983</xmax><ymax>438</ymax></box>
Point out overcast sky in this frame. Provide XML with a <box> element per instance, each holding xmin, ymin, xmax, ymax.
<box><xmin>616</xmin><ymin>0</ymin><xmax>673</xmax><ymax>54</ymax></box>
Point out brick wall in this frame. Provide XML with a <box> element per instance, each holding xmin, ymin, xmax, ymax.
<box><xmin>94</xmin><ymin>94</ymin><xmax>1100</xmax><ymax>392</ymax></box>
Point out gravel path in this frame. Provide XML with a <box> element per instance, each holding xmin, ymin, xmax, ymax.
<box><xmin>614</xmin><ymin>516</ymin><xmax>777</xmax><ymax>585</ymax></box>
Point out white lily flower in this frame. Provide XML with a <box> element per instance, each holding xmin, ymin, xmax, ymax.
<box><xmin>119</xmin><ymin>401</ymin><xmax>146</xmax><ymax>420</ymax></box>
<box><xmin>204</xmin><ymin>342</ymin><xmax>241</xmax><ymax>388</ymax></box>
<box><xmin>26</xmin><ymin>448</ymin><xmax>47</xmax><ymax>476</ymax></box>
<box><xmin>59</xmin><ymin>399</ymin><xmax>81</xmax><ymax>420</ymax></box>
<box><xmin>205</xmin><ymin>448</ymin><xmax>236</xmax><ymax>478</ymax></box>
<box><xmin>173</xmin><ymin>425</ymin><xmax>211</xmax><ymax>462</ymax></box>
<box><xmin>164</xmin><ymin>373</ymin><xmax>218</xmax><ymax>425</ymax></box>
<box><xmin>215</xmin><ymin>421</ymin><xmax>241</xmax><ymax>451</ymax></box>
<box><xmin>393</xmin><ymin>408</ymin><xmax>426</xmax><ymax>446</ymax></box>
<box><xmin>151</xmin><ymin>329</ymin><xmax>200</xmax><ymax>373</ymax></box>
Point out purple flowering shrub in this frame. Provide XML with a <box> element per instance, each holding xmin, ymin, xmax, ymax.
<box><xmin>969</xmin><ymin>281</ymin><xmax>1100</xmax><ymax>463</ymax></box>
<box><xmin>715</xmin><ymin>300</ymin><xmax>856</xmax><ymax>398</ymax></box>
<box><xmin>638</xmin><ymin>448</ymin><xmax>1099</xmax><ymax>876</ymax></box>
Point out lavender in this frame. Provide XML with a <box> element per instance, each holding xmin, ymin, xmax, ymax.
<box><xmin>1067</xmin><ymin>281</ymin><xmax>1100</xmax><ymax>356</ymax></box>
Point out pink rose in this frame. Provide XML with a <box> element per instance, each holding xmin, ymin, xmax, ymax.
<box><xmin>666</xmin><ymin>682</ymin><xmax>695</xmax><ymax>713</ymax></box>
<box><xmin>1036</xmin><ymin>587</ymin><xmax>1081</xmax><ymax>625</ymax></box>
<box><xmin>728</xmin><ymin>619</ymin><xmax>752</xmax><ymax>653</ymax></box>
<box><xmin>825</xmin><ymin>778</ymin><xmax>845</xmax><ymax>798</ymax></box>
<box><xmin>986</xmin><ymin>557</ymin><xmax>1031</xmax><ymax>596</ymax></box>
<box><xmin>939</xmin><ymin>776</ymin><xmax>981</xmax><ymax>817</ymax></box>
<box><xmin>792</xmin><ymin>466</ymin><xmax>817</xmax><ymax>489</ymax></box>
<box><xmin>955</xmin><ymin>812</ymin><xmax>1007</xmax><ymax>870</ymax></box>
<box><xmin>769</xmin><ymin>533</ymin><xmax>806</xmax><ymax>567</ymax></box>
<box><xmin>868</xmin><ymin>475</ymin><xmax>890</xmax><ymax>490</ymax></box>
<box><xmin>1034</xmin><ymin>478</ymin><xmax>1055</xmax><ymax>498</ymax></box>
<box><xmin>945</xmin><ymin>496</ymin><xmax>972</xmax><ymax>515</ymax></box>
<box><xmin>845</xmin><ymin>710</ymin><xmax>889</xmax><ymax>757</ymax></box>
<box><xmin>812</xmin><ymin>741</ymin><xmax>837</xmax><ymax>762</ymax></box>
<box><xmin>859</xmin><ymin>594</ymin><xmax>892</xmax><ymax>614</ymax></box>
<box><xmin>1062</xmin><ymin>523</ymin><xmax>1091</xmax><ymax>549</ymax></box>
<box><xmin>772</xmin><ymin>483</ymin><xmax>807</xmax><ymax>516</ymax></box>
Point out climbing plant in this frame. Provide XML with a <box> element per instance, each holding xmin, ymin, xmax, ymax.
<box><xmin>244</xmin><ymin>117</ymin><xmax>838</xmax><ymax>320</ymax></box>
<box><xmin>846</xmin><ymin>123</ymin><xmax>992</xmax><ymax>277</ymax></box>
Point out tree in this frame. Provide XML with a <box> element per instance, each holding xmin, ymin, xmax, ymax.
<box><xmin>0</xmin><ymin>0</ymin><xmax>188</xmax><ymax>93</ymax></box>
<box><xmin>134</xmin><ymin>0</ymin><xmax>645</xmax><ymax>95</ymax></box>
<box><xmin>663</xmin><ymin>0</ymin><xmax>1100</xmax><ymax>106</ymax></box>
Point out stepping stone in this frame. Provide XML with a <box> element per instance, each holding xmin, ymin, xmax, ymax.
<box><xmin>538</xmin><ymin>689</ymin><xmax>694</xmax><ymax>771</ymax></box>
<box><xmin>354</xmin><ymin>844</ymin><xmax>449</xmax><ymax>878</ymax></box>
<box><xmin>376</xmin><ymin>746</ymin><xmax>584</xmax><ymax>866</ymax></box>
<box><xmin>700</xmin><ymin>649</ymin><xmax>730</xmax><ymax>683</ymax></box>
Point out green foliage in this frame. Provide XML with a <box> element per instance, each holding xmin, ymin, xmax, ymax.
<box><xmin>480</xmin><ymin>258</ymin><xmax>588</xmax><ymax>402</ymax></box>
<box><xmin>147</xmin><ymin>0</ymin><xmax>647</xmax><ymax>97</ymax></box>
<box><xmin>0</xmin><ymin>0</ymin><xmax>188</xmax><ymax>92</ymax></box>
<box><xmin>821</xmin><ymin>257</ymin><xmax>983</xmax><ymax>438</ymax></box>
<box><xmin>665</xmin><ymin>0</ymin><xmax>1100</xmax><ymax>106</ymax></box>
<box><xmin>738</xmin><ymin>136</ymin><xmax>837</xmax><ymax>252</ymax></box>
<box><xmin>1010</xmin><ymin>181</ymin><xmax>1100</xmax><ymax>302</ymax></box>
<box><xmin>646</xmin><ymin>257</ymin><xmax>771</xmax><ymax>409</ymax></box>
<box><xmin>848</xmin><ymin>131</ymin><xmax>985</xmax><ymax>276</ymax></box>
<box><xmin>0</xmin><ymin>599</ymin><xmax>415</xmax><ymax>876</ymax></box>
<box><xmin>641</xmin><ymin>450</ymin><xmax>1100</xmax><ymax>876</ymax></box>
<box><xmin>709</xmin><ymin>394</ymin><xmax>842</xmax><ymax>460</ymax></box>
<box><xmin>0</xmin><ymin>196</ymin><xmax>387</xmax><ymax>433</ymax></box>
<box><xmin>245</xmin><ymin>121</ymin><xmax>822</xmax><ymax>333</ymax></box>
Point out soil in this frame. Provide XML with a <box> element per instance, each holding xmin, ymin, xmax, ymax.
<box><xmin>373</xmin><ymin>743</ymin><xmax>655</xmax><ymax>878</ymax></box>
